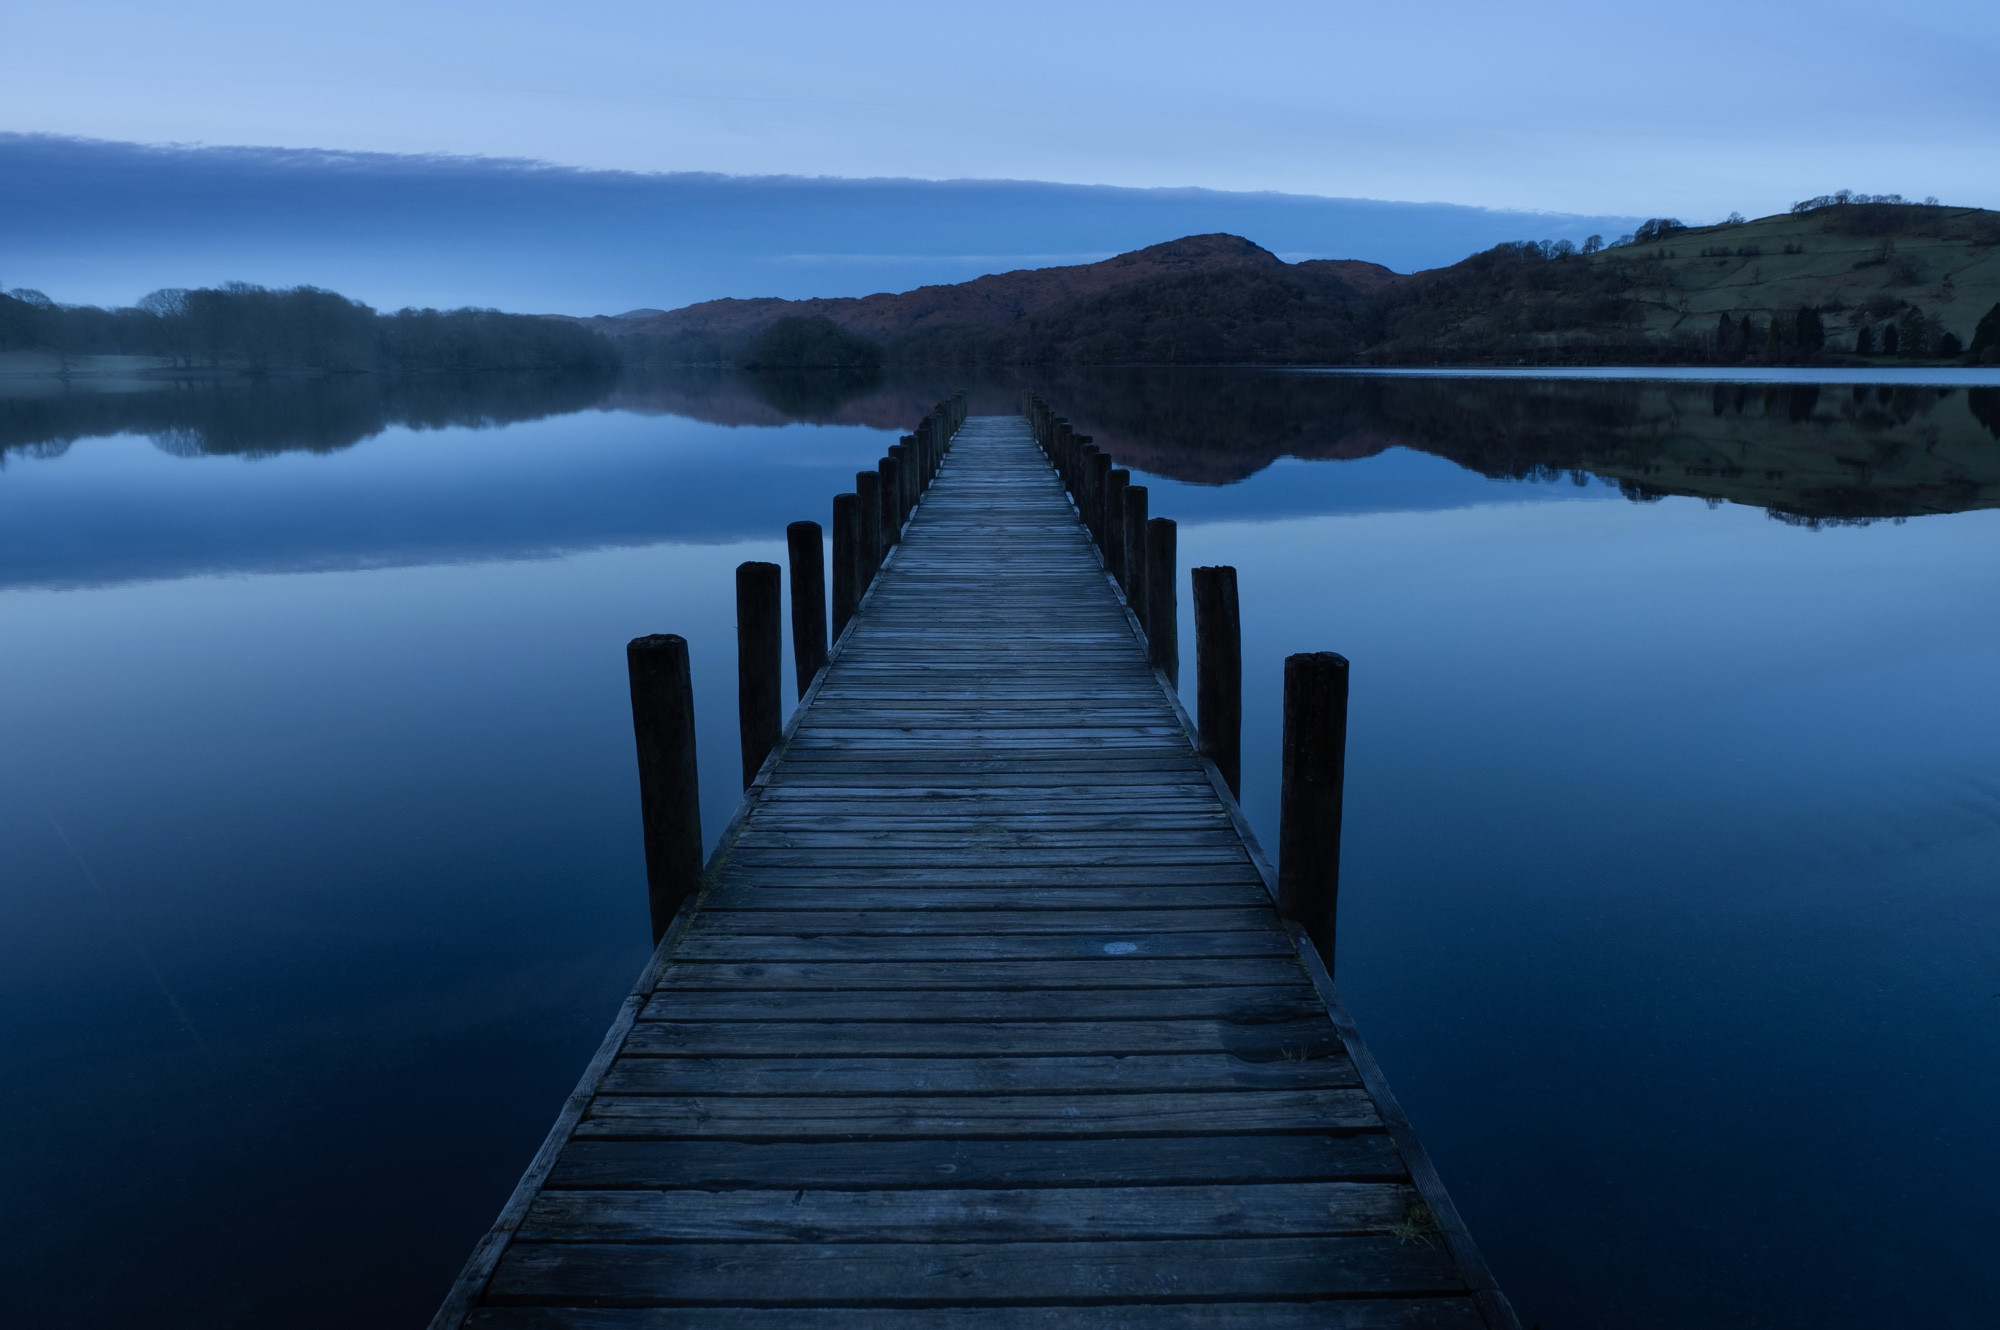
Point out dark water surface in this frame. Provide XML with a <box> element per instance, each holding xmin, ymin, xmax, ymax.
<box><xmin>3</xmin><ymin>368</ymin><xmax>1997</xmax><ymax>1328</ymax></box>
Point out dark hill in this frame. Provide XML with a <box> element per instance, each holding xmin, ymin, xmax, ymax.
<box><xmin>596</xmin><ymin>201</ymin><xmax>2000</xmax><ymax>366</ymax></box>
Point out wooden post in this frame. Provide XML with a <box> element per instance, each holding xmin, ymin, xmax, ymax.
<box><xmin>1104</xmin><ymin>469</ymin><xmax>1129</xmax><ymax>584</ymax></box>
<box><xmin>1279</xmin><ymin>651</ymin><xmax>1349</xmax><ymax>966</ymax></box>
<box><xmin>1077</xmin><ymin>441</ymin><xmax>1098</xmax><ymax>532</ymax></box>
<box><xmin>1090</xmin><ymin>450</ymin><xmax>1112</xmax><ymax>550</ymax></box>
<box><xmin>855</xmin><ymin>471</ymin><xmax>882</xmax><ymax>583</ymax></box>
<box><xmin>626</xmin><ymin>633</ymin><xmax>702</xmax><ymax>944</ymax></box>
<box><xmin>831</xmin><ymin>493</ymin><xmax>859</xmax><ymax>641</ymax></box>
<box><xmin>1122</xmin><ymin>484</ymin><xmax>1149</xmax><ymax>631</ymax></box>
<box><xmin>1191</xmin><ymin>565</ymin><xmax>1242</xmax><ymax>797</ymax></box>
<box><xmin>878</xmin><ymin>456</ymin><xmax>901</xmax><ymax>549</ymax></box>
<box><xmin>897</xmin><ymin>438</ymin><xmax>919</xmax><ymax>513</ymax></box>
<box><xmin>786</xmin><ymin>521</ymin><xmax>827</xmax><ymax>699</ymax></box>
<box><xmin>1146</xmin><ymin>517</ymin><xmax>1178</xmax><ymax>687</ymax></box>
<box><xmin>735</xmin><ymin>560</ymin><xmax>783</xmax><ymax>788</ymax></box>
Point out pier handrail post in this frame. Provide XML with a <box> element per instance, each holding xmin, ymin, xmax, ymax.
<box><xmin>878</xmin><ymin>456</ymin><xmax>901</xmax><ymax>549</ymax></box>
<box><xmin>1104</xmin><ymin>469</ymin><xmax>1130</xmax><ymax>584</ymax></box>
<box><xmin>831</xmin><ymin>494</ymin><xmax>859</xmax><ymax>641</ymax></box>
<box><xmin>897</xmin><ymin>436</ymin><xmax>919</xmax><ymax>514</ymax></box>
<box><xmin>735</xmin><ymin>560</ymin><xmax>784</xmax><ymax>788</ymax></box>
<box><xmin>786</xmin><ymin>521</ymin><xmax>828</xmax><ymax>699</ymax></box>
<box><xmin>1122</xmin><ymin>484</ymin><xmax>1150</xmax><ymax>630</ymax></box>
<box><xmin>1077</xmin><ymin>440</ymin><xmax>1099</xmax><ymax>533</ymax></box>
<box><xmin>1279</xmin><ymin>651</ymin><xmax>1349</xmax><ymax>966</ymax></box>
<box><xmin>625</xmin><ymin>633</ymin><xmax>702</xmax><ymax>943</ymax></box>
<box><xmin>855</xmin><ymin>471</ymin><xmax>882</xmax><ymax>584</ymax></box>
<box><xmin>1146</xmin><ymin>517</ymin><xmax>1178</xmax><ymax>686</ymax></box>
<box><xmin>1090</xmin><ymin>450</ymin><xmax>1112</xmax><ymax>550</ymax></box>
<box><xmin>1191</xmin><ymin>565</ymin><xmax>1242</xmax><ymax>797</ymax></box>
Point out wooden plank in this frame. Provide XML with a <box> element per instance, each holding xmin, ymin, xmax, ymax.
<box><xmin>696</xmin><ymin>885</ymin><xmax>1276</xmax><ymax>911</ymax></box>
<box><xmin>623</xmin><ymin>1017</ymin><xmax>1345</xmax><ymax>1058</ymax></box>
<box><xmin>654</xmin><ymin>958</ymin><xmax>1312</xmax><ymax>990</ymax></box>
<box><xmin>516</xmin><ymin>1180</ymin><xmax>1417</xmax><ymax>1241</ymax></box>
<box><xmin>598</xmin><ymin>1052</ymin><xmax>1361</xmax><ymax>1095</ymax></box>
<box><xmin>467</xmin><ymin>1302</ymin><xmax>1489</xmax><ymax>1329</ymax></box>
<box><xmin>575</xmin><ymin>1088</ymin><xmax>1382</xmax><ymax>1137</ymax></box>
<box><xmin>636</xmin><ymin>985</ymin><xmax>1328</xmax><ymax>1023</ymax></box>
<box><xmin>691</xmin><ymin>908</ymin><xmax>1282</xmax><ymax>934</ymax></box>
<box><xmin>482</xmin><ymin>1236</ymin><xmax>1465</xmax><ymax>1304</ymax></box>
<box><xmin>668</xmin><ymin>931</ymin><xmax>1295</xmax><ymax>963</ymax></box>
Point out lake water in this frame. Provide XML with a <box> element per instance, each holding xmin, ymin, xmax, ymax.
<box><xmin>3</xmin><ymin>367</ymin><xmax>1998</xmax><ymax>1328</ymax></box>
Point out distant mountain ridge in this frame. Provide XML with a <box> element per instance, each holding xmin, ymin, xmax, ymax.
<box><xmin>589</xmin><ymin>203</ymin><xmax>2000</xmax><ymax>366</ymax></box>
<box><xmin>586</xmin><ymin>235</ymin><xmax>1403</xmax><ymax>358</ymax></box>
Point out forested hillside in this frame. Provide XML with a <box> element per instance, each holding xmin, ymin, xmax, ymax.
<box><xmin>0</xmin><ymin>283</ymin><xmax>619</xmax><ymax>374</ymax></box>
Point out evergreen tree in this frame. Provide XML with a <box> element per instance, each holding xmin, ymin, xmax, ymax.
<box><xmin>1716</xmin><ymin>311</ymin><xmax>1734</xmax><ymax>353</ymax></box>
<box><xmin>1855</xmin><ymin>325</ymin><xmax>1875</xmax><ymax>355</ymax></box>
<box><xmin>1765</xmin><ymin>315</ymin><xmax>1783</xmax><ymax>351</ymax></box>
<box><xmin>1882</xmin><ymin>322</ymin><xmax>1900</xmax><ymax>354</ymax></box>
<box><xmin>1971</xmin><ymin>302</ymin><xmax>2000</xmax><ymax>357</ymax></box>
<box><xmin>1794</xmin><ymin>307</ymin><xmax>1825</xmax><ymax>352</ymax></box>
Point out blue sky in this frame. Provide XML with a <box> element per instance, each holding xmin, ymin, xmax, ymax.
<box><xmin>2</xmin><ymin>1</ymin><xmax>1994</xmax><ymax>311</ymax></box>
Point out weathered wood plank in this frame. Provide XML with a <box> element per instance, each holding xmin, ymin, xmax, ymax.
<box><xmin>597</xmin><ymin>1051</ymin><xmax>1361</xmax><ymax>1095</ymax></box>
<box><xmin>636</xmin><ymin>984</ymin><xmax>1327</xmax><ymax>1023</ymax></box>
<box><xmin>575</xmin><ymin>1088</ymin><xmax>1382</xmax><ymax>1137</ymax></box>
<box><xmin>468</xmin><ymin>1303</ymin><xmax>1489</xmax><ymax>1329</ymax></box>
<box><xmin>623</xmin><ymin>1017</ymin><xmax>1344</xmax><ymax>1058</ymax></box>
<box><xmin>516</xmin><ymin>1180</ymin><xmax>1417</xmax><ymax>1242</ymax></box>
<box><xmin>547</xmin><ymin>1132</ymin><xmax>1409</xmax><ymax>1190</ymax></box>
<box><xmin>654</xmin><ymin>958</ymin><xmax>1312</xmax><ymax>990</ymax></box>
<box><xmin>483</xmin><ymin>1236</ymin><xmax>1465</xmax><ymax>1304</ymax></box>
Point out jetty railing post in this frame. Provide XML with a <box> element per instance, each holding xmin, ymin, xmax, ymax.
<box><xmin>831</xmin><ymin>493</ymin><xmax>859</xmax><ymax>641</ymax></box>
<box><xmin>735</xmin><ymin>560</ymin><xmax>784</xmax><ymax>788</ymax></box>
<box><xmin>1077</xmin><ymin>440</ymin><xmax>1098</xmax><ymax>535</ymax></box>
<box><xmin>1123</xmin><ymin>484</ymin><xmax>1150</xmax><ymax>632</ymax></box>
<box><xmin>786</xmin><ymin>521</ymin><xmax>828</xmax><ymax>699</ymax></box>
<box><xmin>1090</xmin><ymin>450</ymin><xmax>1113</xmax><ymax>551</ymax></box>
<box><xmin>1191</xmin><ymin>565</ymin><xmax>1242</xmax><ymax>797</ymax></box>
<box><xmin>904</xmin><ymin>436</ymin><xmax>919</xmax><ymax>511</ymax></box>
<box><xmin>1146</xmin><ymin>517</ymin><xmax>1178</xmax><ymax>686</ymax></box>
<box><xmin>878</xmin><ymin>455</ymin><xmax>901</xmax><ymax>551</ymax></box>
<box><xmin>1279</xmin><ymin>651</ymin><xmax>1349</xmax><ymax>966</ymax></box>
<box><xmin>626</xmin><ymin>634</ymin><xmax>703</xmax><ymax>943</ymax></box>
<box><xmin>1105</xmin><ymin>469</ymin><xmax>1130</xmax><ymax>585</ymax></box>
<box><xmin>855</xmin><ymin>471</ymin><xmax>882</xmax><ymax>584</ymax></box>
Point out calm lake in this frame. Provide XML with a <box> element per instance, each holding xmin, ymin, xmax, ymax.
<box><xmin>4</xmin><ymin>367</ymin><xmax>1998</xmax><ymax>1328</ymax></box>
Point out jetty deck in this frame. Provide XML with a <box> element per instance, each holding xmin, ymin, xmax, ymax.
<box><xmin>433</xmin><ymin>415</ymin><xmax>1515</xmax><ymax>1328</ymax></box>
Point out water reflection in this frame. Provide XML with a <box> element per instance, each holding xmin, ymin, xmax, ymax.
<box><xmin>1023</xmin><ymin>368</ymin><xmax>2000</xmax><ymax>521</ymax></box>
<box><xmin>0</xmin><ymin>369</ymin><xmax>615</xmax><ymax>462</ymax></box>
<box><xmin>10</xmin><ymin>366</ymin><xmax>1996</xmax><ymax>528</ymax></box>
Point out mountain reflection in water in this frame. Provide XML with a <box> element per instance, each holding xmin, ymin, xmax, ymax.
<box><xmin>5</xmin><ymin>366</ymin><xmax>1997</xmax><ymax>527</ymax></box>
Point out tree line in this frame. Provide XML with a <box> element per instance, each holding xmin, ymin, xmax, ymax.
<box><xmin>0</xmin><ymin>282</ymin><xmax>619</xmax><ymax>375</ymax></box>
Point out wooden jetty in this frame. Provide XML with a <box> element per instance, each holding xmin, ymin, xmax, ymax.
<box><xmin>431</xmin><ymin>405</ymin><xmax>1517</xmax><ymax>1328</ymax></box>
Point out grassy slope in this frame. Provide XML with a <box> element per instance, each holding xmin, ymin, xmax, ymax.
<box><xmin>1586</xmin><ymin>205</ymin><xmax>2000</xmax><ymax>348</ymax></box>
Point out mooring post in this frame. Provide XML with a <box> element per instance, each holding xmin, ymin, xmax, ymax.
<box><xmin>1123</xmin><ymin>484</ymin><xmax>1150</xmax><ymax>630</ymax></box>
<box><xmin>878</xmin><ymin>455</ymin><xmax>901</xmax><ymax>549</ymax></box>
<box><xmin>1279</xmin><ymin>651</ymin><xmax>1349</xmax><ymax>966</ymax></box>
<box><xmin>735</xmin><ymin>560</ymin><xmax>784</xmax><ymax>788</ymax></box>
<box><xmin>1090</xmin><ymin>450</ymin><xmax>1113</xmax><ymax>551</ymax></box>
<box><xmin>1077</xmin><ymin>440</ymin><xmax>1098</xmax><ymax>532</ymax></box>
<box><xmin>855</xmin><ymin>471</ymin><xmax>882</xmax><ymax>583</ymax></box>
<box><xmin>626</xmin><ymin>633</ymin><xmax>702</xmax><ymax>944</ymax></box>
<box><xmin>786</xmin><ymin>521</ymin><xmax>828</xmax><ymax>699</ymax></box>
<box><xmin>831</xmin><ymin>493</ymin><xmax>859</xmax><ymax>641</ymax></box>
<box><xmin>1146</xmin><ymin>517</ymin><xmax>1178</xmax><ymax>686</ymax></box>
<box><xmin>898</xmin><ymin>437</ymin><xmax>919</xmax><ymax>513</ymax></box>
<box><xmin>1104</xmin><ymin>469</ymin><xmax>1130</xmax><ymax>584</ymax></box>
<box><xmin>1191</xmin><ymin>565</ymin><xmax>1242</xmax><ymax>797</ymax></box>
